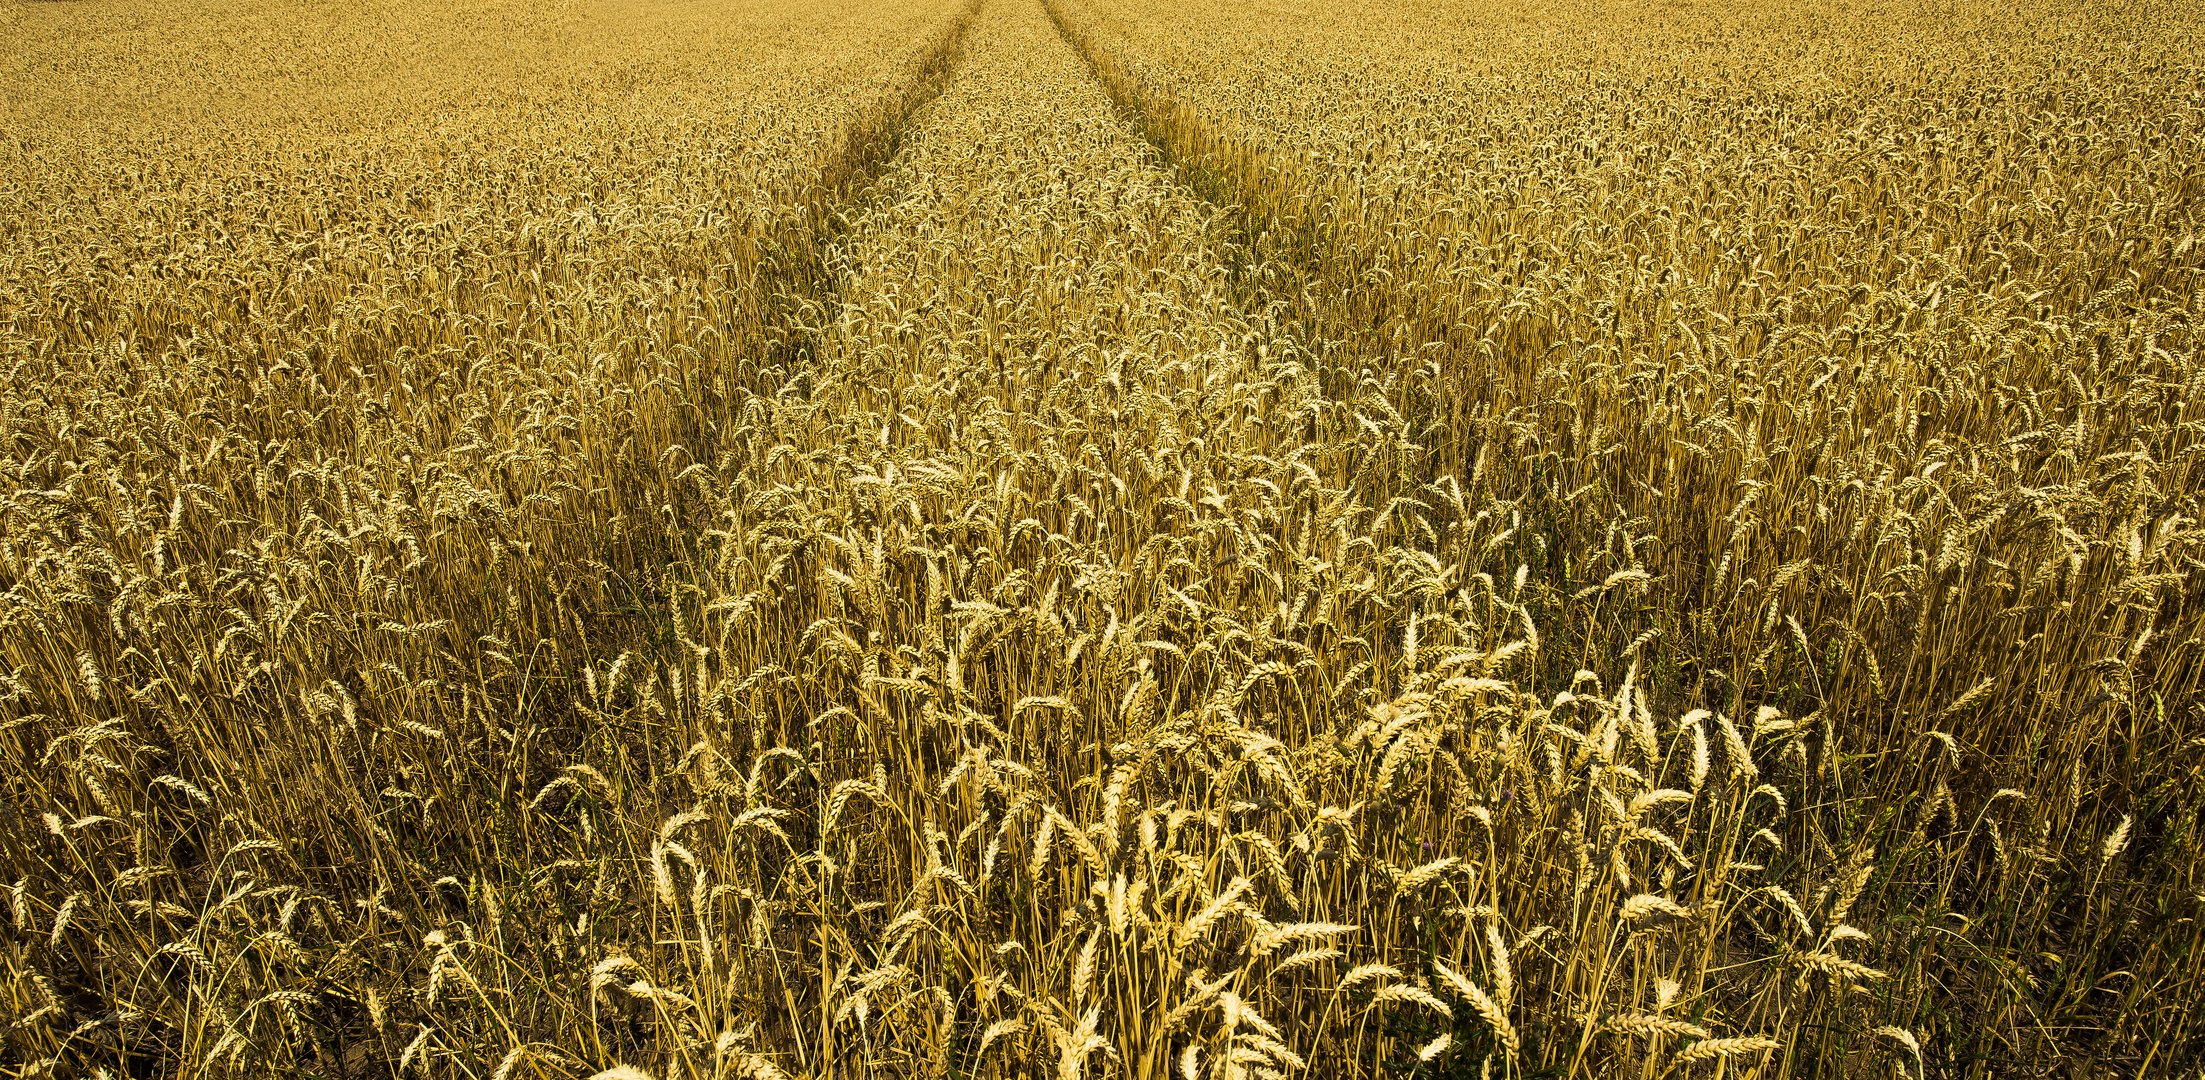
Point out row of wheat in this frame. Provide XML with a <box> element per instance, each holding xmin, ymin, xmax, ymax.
<box><xmin>0</xmin><ymin>0</ymin><xmax>966</xmax><ymax>1073</ymax></box>
<box><xmin>1045</xmin><ymin>0</ymin><xmax>2205</xmax><ymax>1073</ymax></box>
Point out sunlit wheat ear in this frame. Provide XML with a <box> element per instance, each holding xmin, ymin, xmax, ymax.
<box><xmin>1434</xmin><ymin>961</ymin><xmax>1518</xmax><ymax>1059</ymax></box>
<box><xmin>590</xmin><ymin>956</ymin><xmax>647</xmax><ymax>997</ymax></box>
<box><xmin>1877</xmin><ymin>1025</ymin><xmax>1926</xmax><ymax>1079</ymax></box>
<box><xmin>1671</xmin><ymin>1036</ymin><xmax>1781</xmax><ymax>1067</ymax></box>
<box><xmin>1680</xmin><ymin>708</ymin><xmax>1710</xmax><ymax>789</ymax></box>
<box><xmin>1716</xmin><ymin>711</ymin><xmax>1756</xmax><ymax>782</ymax></box>
<box><xmin>977</xmin><ymin>1017</ymin><xmax>1026</xmax><ymax>1061</ymax></box>
<box><xmin>1484</xmin><ymin>922</ymin><xmax>1513</xmax><ymax>1005</ymax></box>
<box><xmin>1395</xmin><ymin>854</ymin><xmax>1460</xmax><ymax>893</ymax></box>
<box><xmin>490</xmin><ymin>1045</ymin><xmax>581</xmax><ymax>1080</ymax></box>
<box><xmin>1619</xmin><ymin>893</ymin><xmax>1691</xmax><ymax>929</ymax></box>
<box><xmin>1604</xmin><ymin>1013</ymin><xmax>1710</xmax><ymax>1040</ymax></box>
<box><xmin>2101</xmin><ymin>813</ymin><xmax>2133</xmax><ymax>869</ymax></box>
<box><xmin>1371</xmin><ymin>982</ymin><xmax>1450</xmax><ymax>1018</ymax></box>
<box><xmin>1182</xmin><ymin>876</ymin><xmax>1253</xmax><ymax>942</ymax></box>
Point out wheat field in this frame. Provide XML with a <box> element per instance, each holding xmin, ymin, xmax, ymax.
<box><xmin>1</xmin><ymin>0</ymin><xmax>2200</xmax><ymax>1076</ymax></box>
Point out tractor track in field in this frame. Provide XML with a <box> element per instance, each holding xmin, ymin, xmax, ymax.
<box><xmin>1043</xmin><ymin>0</ymin><xmax>1458</xmax><ymax>490</ymax></box>
<box><xmin>738</xmin><ymin>0</ymin><xmax>984</xmax><ymax>398</ymax></box>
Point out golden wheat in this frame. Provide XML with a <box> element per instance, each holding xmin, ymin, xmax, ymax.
<box><xmin>3</xmin><ymin>0</ymin><xmax>2200</xmax><ymax>1076</ymax></box>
